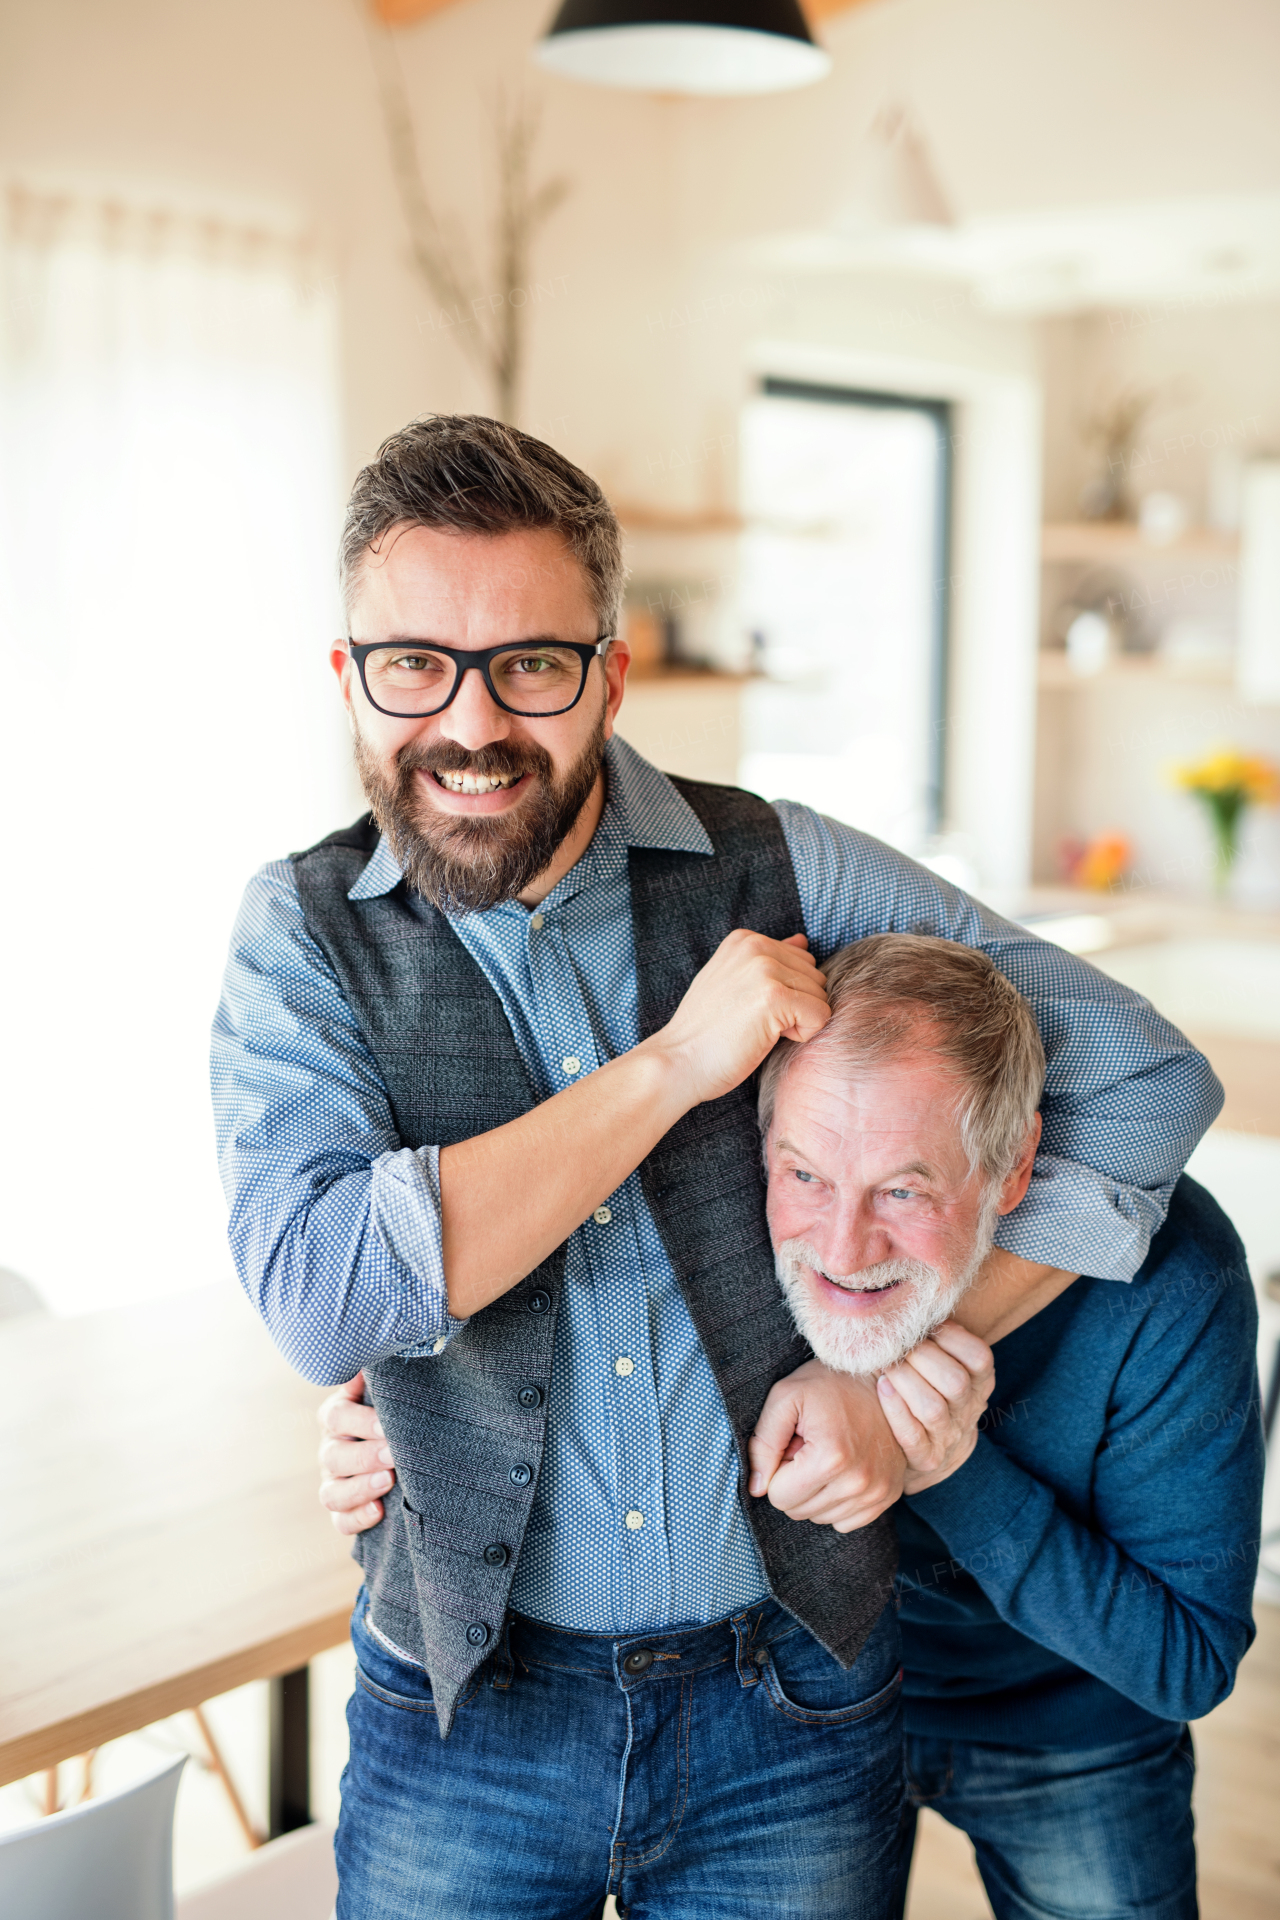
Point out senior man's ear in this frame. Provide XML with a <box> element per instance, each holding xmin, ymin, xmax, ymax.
<box><xmin>995</xmin><ymin>1112</ymin><xmax>1042</xmax><ymax>1215</ymax></box>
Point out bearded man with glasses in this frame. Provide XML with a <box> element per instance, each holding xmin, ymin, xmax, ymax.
<box><xmin>212</xmin><ymin>414</ymin><xmax>1225</xmax><ymax>1920</ymax></box>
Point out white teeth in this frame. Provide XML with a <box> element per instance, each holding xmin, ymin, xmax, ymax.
<box><xmin>437</xmin><ymin>771</ymin><xmax>516</xmax><ymax>794</ymax></box>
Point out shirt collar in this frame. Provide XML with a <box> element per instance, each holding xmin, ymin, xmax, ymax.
<box><xmin>346</xmin><ymin>734</ymin><xmax>712</xmax><ymax>904</ymax></box>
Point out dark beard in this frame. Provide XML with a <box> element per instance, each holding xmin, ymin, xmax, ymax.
<box><xmin>354</xmin><ymin>706</ymin><xmax>607</xmax><ymax>913</ymax></box>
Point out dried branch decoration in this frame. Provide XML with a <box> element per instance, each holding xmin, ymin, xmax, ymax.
<box><xmin>366</xmin><ymin>24</ymin><xmax>570</xmax><ymax>424</ymax></box>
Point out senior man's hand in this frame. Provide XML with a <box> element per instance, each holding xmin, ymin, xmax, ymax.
<box><xmin>748</xmin><ymin>1361</ymin><xmax>908</xmax><ymax>1532</ymax></box>
<box><xmin>876</xmin><ymin>1320</ymin><xmax>995</xmax><ymax>1494</ymax></box>
<box><xmin>317</xmin><ymin>1372</ymin><xmax>396</xmax><ymax>1536</ymax></box>
<box><xmin>749</xmin><ymin>1323</ymin><xmax>995</xmax><ymax>1525</ymax></box>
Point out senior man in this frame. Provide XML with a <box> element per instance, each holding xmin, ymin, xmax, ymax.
<box><xmin>215</xmin><ymin>413</ymin><xmax>1223</xmax><ymax>1919</ymax></box>
<box><xmin>325</xmin><ymin>933</ymin><xmax>1262</xmax><ymax>1920</ymax></box>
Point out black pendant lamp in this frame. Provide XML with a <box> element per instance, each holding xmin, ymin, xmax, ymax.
<box><xmin>534</xmin><ymin>0</ymin><xmax>831</xmax><ymax>96</ymax></box>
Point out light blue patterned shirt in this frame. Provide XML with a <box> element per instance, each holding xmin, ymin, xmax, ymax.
<box><xmin>212</xmin><ymin>736</ymin><xmax>1222</xmax><ymax>1635</ymax></box>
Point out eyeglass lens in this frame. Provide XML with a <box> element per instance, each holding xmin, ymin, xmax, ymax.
<box><xmin>363</xmin><ymin>645</ymin><xmax>588</xmax><ymax>716</ymax></box>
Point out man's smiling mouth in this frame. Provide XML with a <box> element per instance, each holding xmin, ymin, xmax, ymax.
<box><xmin>819</xmin><ymin>1269</ymin><xmax>903</xmax><ymax>1296</ymax></box>
<box><xmin>431</xmin><ymin>770</ymin><xmax>523</xmax><ymax>794</ymax></box>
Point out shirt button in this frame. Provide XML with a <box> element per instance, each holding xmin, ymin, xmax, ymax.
<box><xmin>432</xmin><ymin>1336</ymin><xmax>447</xmax><ymax>1355</ymax></box>
<box><xmin>510</xmin><ymin>1463</ymin><xmax>533</xmax><ymax>1487</ymax></box>
<box><xmin>593</xmin><ymin>1205</ymin><xmax>612</xmax><ymax>1225</ymax></box>
<box><xmin>615</xmin><ymin>1357</ymin><xmax>634</xmax><ymax>1377</ymax></box>
<box><xmin>530</xmin><ymin>913</ymin><xmax>544</xmax><ymax>930</ymax></box>
<box><xmin>562</xmin><ymin>1055</ymin><xmax>581</xmax><ymax>1076</ymax></box>
<box><xmin>625</xmin><ymin>1511</ymin><xmax>644</xmax><ymax>1531</ymax></box>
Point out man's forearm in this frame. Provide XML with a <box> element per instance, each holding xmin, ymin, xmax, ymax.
<box><xmin>440</xmin><ymin>926</ymin><xmax>830</xmax><ymax>1317</ymax></box>
<box><xmin>440</xmin><ymin>1041</ymin><xmax>689</xmax><ymax>1316</ymax></box>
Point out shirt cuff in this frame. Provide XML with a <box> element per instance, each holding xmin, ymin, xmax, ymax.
<box><xmin>370</xmin><ymin>1144</ymin><xmax>469</xmax><ymax>1354</ymax></box>
<box><xmin>905</xmin><ymin>1433</ymin><xmax>1048</xmax><ymax>1557</ymax></box>
<box><xmin>993</xmin><ymin>1152</ymin><xmax>1169</xmax><ymax>1282</ymax></box>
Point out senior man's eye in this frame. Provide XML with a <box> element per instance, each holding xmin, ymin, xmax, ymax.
<box><xmin>887</xmin><ymin>1187</ymin><xmax>916</xmax><ymax>1200</ymax></box>
<box><xmin>793</xmin><ymin>1169</ymin><xmax>815</xmax><ymax>1183</ymax></box>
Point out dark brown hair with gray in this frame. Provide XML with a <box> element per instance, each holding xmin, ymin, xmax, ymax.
<box><xmin>758</xmin><ymin>933</ymin><xmax>1046</xmax><ymax>1184</ymax></box>
<box><xmin>338</xmin><ymin>414</ymin><xmax>625</xmax><ymax>633</ymax></box>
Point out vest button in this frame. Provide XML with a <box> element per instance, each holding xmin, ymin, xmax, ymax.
<box><xmin>466</xmin><ymin>1622</ymin><xmax>489</xmax><ymax>1648</ymax></box>
<box><xmin>622</xmin><ymin>1648</ymin><xmax>654</xmax><ymax>1675</ymax></box>
<box><xmin>517</xmin><ymin>1383</ymin><xmax>544</xmax><ymax>1410</ymax></box>
<box><xmin>509</xmin><ymin>1463</ymin><xmax>533</xmax><ymax>1487</ymax></box>
<box><xmin>483</xmin><ymin>1543</ymin><xmax>510</xmax><ymax>1567</ymax></box>
<box><xmin>527</xmin><ymin>1290</ymin><xmax>551</xmax><ymax>1314</ymax></box>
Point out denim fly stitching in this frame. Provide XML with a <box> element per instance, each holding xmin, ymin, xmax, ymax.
<box><xmin>610</xmin><ymin>1672</ymin><xmax>696</xmax><ymax>1881</ymax></box>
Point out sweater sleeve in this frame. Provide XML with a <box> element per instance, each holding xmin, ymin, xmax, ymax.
<box><xmin>905</xmin><ymin>1246</ymin><xmax>1264</xmax><ymax>1723</ymax></box>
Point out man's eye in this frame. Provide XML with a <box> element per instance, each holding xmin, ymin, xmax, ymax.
<box><xmin>793</xmin><ymin>1169</ymin><xmax>814</xmax><ymax>1184</ymax></box>
<box><xmin>887</xmin><ymin>1187</ymin><xmax>915</xmax><ymax>1201</ymax></box>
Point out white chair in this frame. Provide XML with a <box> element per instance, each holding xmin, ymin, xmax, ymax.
<box><xmin>0</xmin><ymin>1754</ymin><xmax>185</xmax><ymax>1919</ymax></box>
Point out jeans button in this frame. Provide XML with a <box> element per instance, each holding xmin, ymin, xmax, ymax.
<box><xmin>517</xmin><ymin>1383</ymin><xmax>544</xmax><ymax>1410</ymax></box>
<box><xmin>466</xmin><ymin>1622</ymin><xmax>489</xmax><ymax>1647</ymax></box>
<box><xmin>527</xmin><ymin>1290</ymin><xmax>551</xmax><ymax>1314</ymax></box>
<box><xmin>509</xmin><ymin>1463</ymin><xmax>532</xmax><ymax>1487</ymax></box>
<box><xmin>483</xmin><ymin>1543</ymin><xmax>510</xmax><ymax>1567</ymax></box>
<box><xmin>622</xmin><ymin>1648</ymin><xmax>654</xmax><ymax>1675</ymax></box>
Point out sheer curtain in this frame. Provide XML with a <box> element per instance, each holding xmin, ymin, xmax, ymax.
<box><xmin>0</xmin><ymin>187</ymin><xmax>352</xmax><ymax>1314</ymax></box>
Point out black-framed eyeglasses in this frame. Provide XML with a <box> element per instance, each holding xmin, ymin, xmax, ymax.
<box><xmin>347</xmin><ymin>636</ymin><xmax>613</xmax><ymax>719</ymax></box>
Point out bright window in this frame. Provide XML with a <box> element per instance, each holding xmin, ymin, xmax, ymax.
<box><xmin>738</xmin><ymin>378</ymin><xmax>952</xmax><ymax>857</ymax></box>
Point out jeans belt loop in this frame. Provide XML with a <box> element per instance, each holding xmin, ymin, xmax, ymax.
<box><xmin>732</xmin><ymin>1608</ymin><xmax>762</xmax><ymax>1688</ymax></box>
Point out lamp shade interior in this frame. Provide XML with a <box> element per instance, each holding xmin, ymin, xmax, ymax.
<box><xmin>535</xmin><ymin>0</ymin><xmax>831</xmax><ymax>95</ymax></box>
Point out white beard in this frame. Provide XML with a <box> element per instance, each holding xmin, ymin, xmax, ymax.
<box><xmin>774</xmin><ymin>1211</ymin><xmax>995</xmax><ymax>1378</ymax></box>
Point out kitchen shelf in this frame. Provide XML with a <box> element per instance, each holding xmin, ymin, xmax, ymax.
<box><xmin>1040</xmin><ymin>522</ymin><xmax>1240</xmax><ymax>563</ymax></box>
<box><xmin>1037</xmin><ymin>651</ymin><xmax>1235</xmax><ymax>691</ymax></box>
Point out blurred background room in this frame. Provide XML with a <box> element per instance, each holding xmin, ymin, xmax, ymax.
<box><xmin>1</xmin><ymin>0</ymin><xmax>1278</xmax><ymax>1914</ymax></box>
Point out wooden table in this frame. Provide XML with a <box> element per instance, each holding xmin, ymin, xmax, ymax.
<box><xmin>0</xmin><ymin>1284</ymin><xmax>362</xmax><ymax>1799</ymax></box>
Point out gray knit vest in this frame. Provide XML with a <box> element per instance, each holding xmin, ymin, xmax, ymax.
<box><xmin>293</xmin><ymin>777</ymin><xmax>897</xmax><ymax>1735</ymax></box>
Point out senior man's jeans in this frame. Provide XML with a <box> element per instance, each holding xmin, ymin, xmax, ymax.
<box><xmin>895</xmin><ymin>1725</ymin><xmax>1198</xmax><ymax>1920</ymax></box>
<box><xmin>336</xmin><ymin>1585</ymin><xmax>907</xmax><ymax>1919</ymax></box>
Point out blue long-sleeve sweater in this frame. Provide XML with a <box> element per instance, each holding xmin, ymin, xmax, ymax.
<box><xmin>897</xmin><ymin>1176</ymin><xmax>1264</xmax><ymax>1748</ymax></box>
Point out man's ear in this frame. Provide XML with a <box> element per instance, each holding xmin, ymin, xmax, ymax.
<box><xmin>602</xmin><ymin>637</ymin><xmax>632</xmax><ymax>741</ymax></box>
<box><xmin>996</xmin><ymin>1112</ymin><xmax>1042</xmax><ymax>1215</ymax></box>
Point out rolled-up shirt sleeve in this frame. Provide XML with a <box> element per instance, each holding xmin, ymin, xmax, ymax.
<box><xmin>776</xmin><ymin>803</ymin><xmax>1224</xmax><ymax>1280</ymax></box>
<box><xmin>211</xmin><ymin>861</ymin><xmax>466</xmax><ymax>1383</ymax></box>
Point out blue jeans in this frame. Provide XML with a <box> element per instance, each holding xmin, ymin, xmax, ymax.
<box><xmin>897</xmin><ymin>1726</ymin><xmax>1198</xmax><ymax>1920</ymax></box>
<box><xmin>337</xmin><ymin>1586</ymin><xmax>908</xmax><ymax>1919</ymax></box>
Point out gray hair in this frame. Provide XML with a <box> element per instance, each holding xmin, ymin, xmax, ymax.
<box><xmin>338</xmin><ymin>414</ymin><xmax>626</xmax><ymax>633</ymax></box>
<box><xmin>758</xmin><ymin>933</ymin><xmax>1045</xmax><ymax>1185</ymax></box>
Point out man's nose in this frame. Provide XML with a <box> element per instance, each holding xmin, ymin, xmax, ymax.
<box><xmin>436</xmin><ymin>662</ymin><xmax>513</xmax><ymax>751</ymax></box>
<box><xmin>822</xmin><ymin>1199</ymin><xmax>893</xmax><ymax>1277</ymax></box>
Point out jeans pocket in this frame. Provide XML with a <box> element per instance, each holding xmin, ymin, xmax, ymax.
<box><xmin>760</xmin><ymin>1620</ymin><xmax>903</xmax><ymax>1727</ymax></box>
<box><xmin>352</xmin><ymin>1592</ymin><xmax>440</xmax><ymax>1716</ymax></box>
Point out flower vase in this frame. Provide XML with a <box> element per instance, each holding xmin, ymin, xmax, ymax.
<box><xmin>1200</xmin><ymin>792</ymin><xmax>1246</xmax><ymax>898</ymax></box>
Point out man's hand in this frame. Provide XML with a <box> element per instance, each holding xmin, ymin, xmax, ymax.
<box><xmin>876</xmin><ymin>1320</ymin><xmax>995</xmax><ymax>1494</ymax></box>
<box><xmin>650</xmin><ymin>930</ymin><xmax>831</xmax><ymax>1108</ymax></box>
<box><xmin>317</xmin><ymin>1373</ymin><xmax>397</xmax><ymax>1536</ymax></box>
<box><xmin>748</xmin><ymin>1359</ymin><xmax>907</xmax><ymax>1533</ymax></box>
